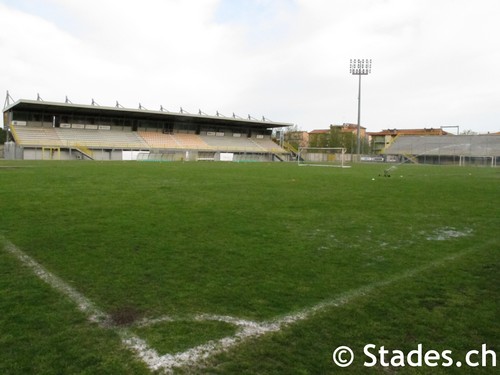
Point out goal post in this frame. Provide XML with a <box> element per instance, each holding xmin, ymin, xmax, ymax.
<box><xmin>297</xmin><ymin>147</ymin><xmax>351</xmax><ymax>168</ymax></box>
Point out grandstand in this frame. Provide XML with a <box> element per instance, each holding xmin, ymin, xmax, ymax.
<box><xmin>3</xmin><ymin>98</ymin><xmax>292</xmax><ymax>161</ymax></box>
<box><xmin>382</xmin><ymin>134</ymin><xmax>500</xmax><ymax>166</ymax></box>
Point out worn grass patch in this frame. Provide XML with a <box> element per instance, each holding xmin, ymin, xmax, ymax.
<box><xmin>110</xmin><ymin>305</ymin><xmax>144</xmax><ymax>326</ymax></box>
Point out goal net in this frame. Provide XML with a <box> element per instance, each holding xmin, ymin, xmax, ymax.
<box><xmin>297</xmin><ymin>147</ymin><xmax>350</xmax><ymax>168</ymax></box>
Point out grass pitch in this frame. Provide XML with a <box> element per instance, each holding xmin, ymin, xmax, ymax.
<box><xmin>0</xmin><ymin>161</ymin><xmax>498</xmax><ymax>374</ymax></box>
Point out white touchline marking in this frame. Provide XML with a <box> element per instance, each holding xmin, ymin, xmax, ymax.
<box><xmin>1</xmin><ymin>236</ymin><xmax>475</xmax><ymax>374</ymax></box>
<box><xmin>2</xmin><ymin>238</ymin><xmax>111</xmax><ymax>327</ymax></box>
<box><xmin>0</xmin><ymin>238</ymin><xmax>164</xmax><ymax>373</ymax></box>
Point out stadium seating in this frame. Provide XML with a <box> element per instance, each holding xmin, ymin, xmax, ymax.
<box><xmin>201</xmin><ymin>135</ymin><xmax>249</xmax><ymax>150</ymax></box>
<box><xmin>251</xmin><ymin>137</ymin><xmax>288</xmax><ymax>154</ymax></box>
<box><xmin>138</xmin><ymin>132</ymin><xmax>209</xmax><ymax>149</ymax></box>
<box><xmin>55</xmin><ymin>128</ymin><xmax>148</xmax><ymax>149</ymax></box>
<box><xmin>173</xmin><ymin>133</ymin><xmax>209</xmax><ymax>149</ymax></box>
<box><xmin>384</xmin><ymin>135</ymin><xmax>500</xmax><ymax>157</ymax></box>
<box><xmin>200</xmin><ymin>134</ymin><xmax>275</xmax><ymax>152</ymax></box>
<box><xmin>10</xmin><ymin>126</ymin><xmax>62</xmax><ymax>147</ymax></box>
<box><xmin>10</xmin><ymin>125</ymin><xmax>289</xmax><ymax>158</ymax></box>
<box><xmin>138</xmin><ymin>131</ymin><xmax>286</xmax><ymax>154</ymax></box>
<box><xmin>138</xmin><ymin>131</ymin><xmax>180</xmax><ymax>148</ymax></box>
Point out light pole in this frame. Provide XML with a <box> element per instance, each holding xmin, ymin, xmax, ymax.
<box><xmin>350</xmin><ymin>58</ymin><xmax>371</xmax><ymax>159</ymax></box>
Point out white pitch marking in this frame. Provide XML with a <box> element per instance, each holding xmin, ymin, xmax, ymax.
<box><xmin>1</xmin><ymin>236</ymin><xmax>475</xmax><ymax>374</ymax></box>
<box><xmin>0</xmin><ymin>238</ymin><xmax>165</xmax><ymax>373</ymax></box>
<box><xmin>125</xmin><ymin>247</ymin><xmax>475</xmax><ymax>373</ymax></box>
<box><xmin>2</xmin><ymin>238</ymin><xmax>111</xmax><ymax>327</ymax></box>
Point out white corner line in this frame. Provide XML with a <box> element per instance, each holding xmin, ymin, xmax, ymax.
<box><xmin>1</xmin><ymin>238</ymin><xmax>166</xmax><ymax>373</ymax></box>
<box><xmin>1</xmin><ymin>237</ymin><xmax>475</xmax><ymax>374</ymax></box>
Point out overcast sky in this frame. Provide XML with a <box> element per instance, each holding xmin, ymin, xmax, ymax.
<box><xmin>1</xmin><ymin>0</ymin><xmax>499</xmax><ymax>133</ymax></box>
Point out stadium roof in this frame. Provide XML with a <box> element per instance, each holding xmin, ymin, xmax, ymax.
<box><xmin>3</xmin><ymin>99</ymin><xmax>292</xmax><ymax>129</ymax></box>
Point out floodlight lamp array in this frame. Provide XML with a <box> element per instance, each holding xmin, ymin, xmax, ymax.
<box><xmin>350</xmin><ymin>58</ymin><xmax>372</xmax><ymax>75</ymax></box>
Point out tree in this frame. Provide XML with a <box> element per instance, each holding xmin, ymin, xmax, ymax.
<box><xmin>282</xmin><ymin>125</ymin><xmax>309</xmax><ymax>150</ymax></box>
<box><xmin>460</xmin><ymin>129</ymin><xmax>478</xmax><ymax>135</ymax></box>
<box><xmin>328</xmin><ymin>126</ymin><xmax>357</xmax><ymax>153</ymax></box>
<box><xmin>0</xmin><ymin>128</ymin><xmax>6</xmax><ymax>144</ymax></box>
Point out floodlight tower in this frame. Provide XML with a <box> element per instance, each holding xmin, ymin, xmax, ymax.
<box><xmin>350</xmin><ymin>58</ymin><xmax>372</xmax><ymax>158</ymax></box>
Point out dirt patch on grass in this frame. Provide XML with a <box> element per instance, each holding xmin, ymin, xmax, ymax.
<box><xmin>110</xmin><ymin>305</ymin><xmax>143</xmax><ymax>326</ymax></box>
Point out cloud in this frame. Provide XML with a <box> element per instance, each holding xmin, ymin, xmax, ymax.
<box><xmin>1</xmin><ymin>0</ymin><xmax>499</xmax><ymax>133</ymax></box>
<box><xmin>0</xmin><ymin>2</ymin><xmax>135</xmax><ymax>104</ymax></box>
